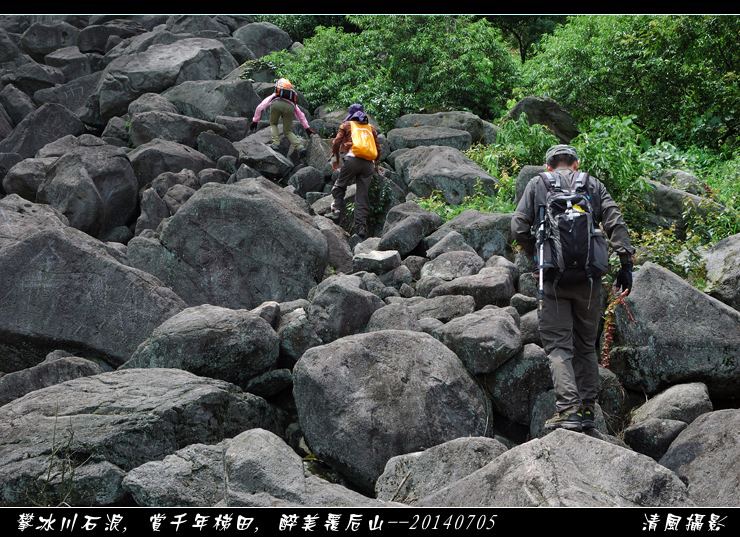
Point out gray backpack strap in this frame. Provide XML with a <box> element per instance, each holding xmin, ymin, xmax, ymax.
<box><xmin>542</xmin><ymin>171</ymin><xmax>560</xmax><ymax>190</ymax></box>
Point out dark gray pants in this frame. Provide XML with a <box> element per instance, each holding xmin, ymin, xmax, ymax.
<box><xmin>331</xmin><ymin>155</ymin><xmax>374</xmax><ymax>228</ymax></box>
<box><xmin>538</xmin><ymin>278</ymin><xmax>602</xmax><ymax>413</ymax></box>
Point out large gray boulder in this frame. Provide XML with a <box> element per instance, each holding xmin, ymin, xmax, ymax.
<box><xmin>392</xmin><ymin>145</ymin><xmax>498</xmax><ymax>205</ymax></box>
<box><xmin>0</xmin><ymin>368</ymin><xmax>283</xmax><ymax>506</ymax></box>
<box><xmin>0</xmin><ymin>153</ymin><xmax>23</xmax><ymax>188</ymax></box>
<box><xmin>276</xmin><ymin>307</ymin><xmax>322</xmax><ymax>366</ymax></box>
<box><xmin>0</xmin><ymin>195</ymin><xmax>186</xmax><ymax>371</ymax></box>
<box><xmin>134</xmin><ymin>186</ymin><xmax>170</xmax><ymax>235</ymax></box>
<box><xmin>225</xmin><ymin>428</ymin><xmax>391</xmax><ymax>507</ymax></box>
<box><xmin>312</xmin><ymin>215</ymin><xmax>353</xmax><ymax>275</ymax></box>
<box><xmin>417</xmin><ymin>429</ymin><xmax>693</xmax><ymax>507</ymax></box>
<box><xmin>0</xmin><ymin>350</ymin><xmax>103</xmax><ymax>407</ymax></box>
<box><xmin>611</xmin><ymin>262</ymin><xmax>740</xmax><ymax>398</ymax></box>
<box><xmin>641</xmin><ymin>178</ymin><xmax>724</xmax><ymax>233</ymax></box>
<box><xmin>394</xmin><ymin>111</ymin><xmax>487</xmax><ymax>144</ymax></box>
<box><xmin>629</xmin><ymin>382</ymin><xmax>713</xmax><ymax>426</ymax></box>
<box><xmin>121</xmin><ymin>304</ymin><xmax>279</xmax><ymax>388</ymax></box>
<box><xmin>35</xmin><ymin>144</ymin><xmax>139</xmax><ymax>241</ymax></box>
<box><xmin>352</xmin><ymin>250</ymin><xmax>402</xmax><ymax>275</ymax></box>
<box><xmin>43</xmin><ymin>46</ymin><xmax>92</xmax><ymax>82</ymax></box>
<box><xmin>365</xmin><ymin>303</ymin><xmax>424</xmax><ymax>333</ymax></box>
<box><xmin>233</xmin><ymin>132</ymin><xmax>296</xmax><ymax>180</ymax></box>
<box><xmin>165</xmin><ymin>15</ymin><xmax>231</xmax><ymax>35</ymax></box>
<box><xmin>483</xmin><ymin>343</ymin><xmax>551</xmax><ymax>426</ymax></box>
<box><xmin>306</xmin><ymin>274</ymin><xmax>385</xmax><ymax>343</ymax></box>
<box><xmin>386</xmin><ymin>126</ymin><xmax>472</xmax><ymax>152</ymax></box>
<box><xmin>655</xmin><ymin>168</ymin><xmax>707</xmax><ymax>196</ymax></box>
<box><xmin>428</xmin><ymin>266</ymin><xmax>517</xmax><ymax>309</ymax></box>
<box><xmin>126</xmin><ymin>138</ymin><xmax>216</xmax><ymax>189</ymax></box>
<box><xmin>162</xmin><ymin>79</ymin><xmax>263</xmax><ymax>122</ymax></box>
<box><xmin>293</xmin><ymin>330</ymin><xmax>491</xmax><ymax>494</ymax></box>
<box><xmin>89</xmin><ymin>37</ymin><xmax>239</xmax><ymax>122</ymax></box>
<box><xmin>1</xmin><ymin>156</ymin><xmax>55</xmax><ymax>201</ymax></box>
<box><xmin>0</xmin><ymin>83</ymin><xmax>36</xmax><ymax>126</ymax></box>
<box><xmin>660</xmin><ymin>409</ymin><xmax>740</xmax><ymax>506</ymax></box>
<box><xmin>703</xmin><ymin>232</ymin><xmax>740</xmax><ymax>311</ymax></box>
<box><xmin>33</xmin><ymin>71</ymin><xmax>103</xmax><ymax>114</ymax></box>
<box><xmin>515</xmin><ymin>165</ymin><xmax>546</xmax><ymax>204</ymax></box>
<box><xmin>424</xmin><ymin>210</ymin><xmax>514</xmax><ymax>261</ymax></box>
<box><xmin>623</xmin><ymin>418</ymin><xmax>688</xmax><ymax>462</ymax></box>
<box><xmin>378</xmin><ymin>201</ymin><xmax>442</xmax><ymax>256</ymax></box>
<box><xmin>420</xmin><ymin>250</ymin><xmax>485</xmax><ymax>281</ymax></box>
<box><xmin>0</xmin><ymin>105</ymin><xmax>14</xmax><ymax>143</ymax></box>
<box><xmin>425</xmin><ymin>229</ymin><xmax>477</xmax><ymax>259</ymax></box>
<box><xmin>432</xmin><ymin>306</ymin><xmax>522</xmax><ymax>375</ymax></box>
<box><xmin>127</xmin><ymin>178</ymin><xmax>328</xmax><ymax>310</ymax></box>
<box><xmin>127</xmin><ymin>91</ymin><xmax>180</xmax><ymax>115</ymax></box>
<box><xmin>506</xmin><ymin>96</ymin><xmax>579</xmax><ymax>144</ymax></box>
<box><xmin>0</xmin><ymin>60</ymin><xmax>65</xmax><ymax>96</ymax></box>
<box><xmin>19</xmin><ymin>21</ymin><xmax>80</xmax><ymax>62</ymax></box>
<box><xmin>122</xmin><ymin>440</ymin><xmax>231</xmax><ymax>507</ymax></box>
<box><xmin>406</xmin><ymin>295</ymin><xmax>476</xmax><ymax>323</ymax></box>
<box><xmin>232</xmin><ymin>21</ymin><xmax>292</xmax><ymax>58</ymax></box>
<box><xmin>128</xmin><ymin>110</ymin><xmax>228</xmax><ymax>148</ymax></box>
<box><xmin>77</xmin><ymin>19</ymin><xmax>148</xmax><ymax>54</ymax></box>
<box><xmin>0</xmin><ymin>103</ymin><xmax>86</xmax><ymax>158</ymax></box>
<box><xmin>375</xmin><ymin>436</ymin><xmax>508</xmax><ymax>504</ymax></box>
<box><xmin>0</xmin><ymin>25</ymin><xmax>32</xmax><ymax>65</ymax></box>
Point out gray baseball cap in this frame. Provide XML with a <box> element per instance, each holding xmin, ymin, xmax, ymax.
<box><xmin>545</xmin><ymin>144</ymin><xmax>579</xmax><ymax>163</ymax></box>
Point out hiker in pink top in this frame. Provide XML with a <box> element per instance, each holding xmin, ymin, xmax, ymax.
<box><xmin>250</xmin><ymin>78</ymin><xmax>315</xmax><ymax>158</ymax></box>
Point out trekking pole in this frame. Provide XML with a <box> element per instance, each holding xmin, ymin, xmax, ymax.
<box><xmin>536</xmin><ymin>206</ymin><xmax>546</xmax><ymax>311</ymax></box>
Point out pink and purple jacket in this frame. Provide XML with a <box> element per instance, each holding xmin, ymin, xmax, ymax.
<box><xmin>252</xmin><ymin>95</ymin><xmax>311</xmax><ymax>129</ymax></box>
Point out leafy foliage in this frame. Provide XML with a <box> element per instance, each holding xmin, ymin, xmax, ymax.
<box><xmin>252</xmin><ymin>15</ymin><xmax>359</xmax><ymax>43</ymax></box>
<box><xmin>632</xmin><ymin>226</ymin><xmax>707</xmax><ymax>285</ymax></box>
<box><xmin>260</xmin><ymin>15</ymin><xmax>520</xmax><ymax>131</ymax></box>
<box><xmin>523</xmin><ymin>15</ymin><xmax>740</xmax><ymax>153</ymax></box>
<box><xmin>484</xmin><ymin>113</ymin><xmax>560</xmax><ymax>177</ymax></box>
<box><xmin>569</xmin><ymin>116</ymin><xmax>652</xmax><ymax>227</ymax></box>
<box><xmin>418</xmin><ymin>179</ymin><xmax>517</xmax><ymax>223</ymax></box>
<box><xmin>480</xmin><ymin>15</ymin><xmax>568</xmax><ymax>63</ymax></box>
<box><xmin>681</xmin><ymin>153</ymin><xmax>740</xmax><ymax>244</ymax></box>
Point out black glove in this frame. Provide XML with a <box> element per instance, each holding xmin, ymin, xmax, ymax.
<box><xmin>615</xmin><ymin>263</ymin><xmax>633</xmax><ymax>296</ymax></box>
<box><xmin>249</xmin><ymin>121</ymin><xmax>259</xmax><ymax>132</ymax></box>
<box><xmin>305</xmin><ymin>127</ymin><xmax>316</xmax><ymax>136</ymax></box>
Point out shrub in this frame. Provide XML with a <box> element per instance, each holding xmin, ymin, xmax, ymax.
<box><xmin>259</xmin><ymin>15</ymin><xmax>520</xmax><ymax>131</ymax></box>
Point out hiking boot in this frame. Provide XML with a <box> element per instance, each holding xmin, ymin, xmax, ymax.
<box><xmin>324</xmin><ymin>209</ymin><xmax>341</xmax><ymax>221</ymax></box>
<box><xmin>581</xmin><ymin>405</ymin><xmax>596</xmax><ymax>429</ymax></box>
<box><xmin>356</xmin><ymin>225</ymin><xmax>367</xmax><ymax>239</ymax></box>
<box><xmin>298</xmin><ymin>147</ymin><xmax>307</xmax><ymax>159</ymax></box>
<box><xmin>271</xmin><ymin>144</ymin><xmax>280</xmax><ymax>151</ymax></box>
<box><xmin>544</xmin><ymin>408</ymin><xmax>583</xmax><ymax>432</ymax></box>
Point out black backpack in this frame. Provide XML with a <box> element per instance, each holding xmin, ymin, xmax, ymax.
<box><xmin>275</xmin><ymin>79</ymin><xmax>297</xmax><ymax>103</ymax></box>
<box><xmin>535</xmin><ymin>171</ymin><xmax>609</xmax><ymax>287</ymax></box>
<box><xmin>276</xmin><ymin>87</ymin><xmax>297</xmax><ymax>102</ymax></box>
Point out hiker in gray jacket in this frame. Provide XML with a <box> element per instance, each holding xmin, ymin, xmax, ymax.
<box><xmin>511</xmin><ymin>144</ymin><xmax>635</xmax><ymax>432</ymax></box>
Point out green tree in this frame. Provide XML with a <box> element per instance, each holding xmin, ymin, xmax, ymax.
<box><xmin>252</xmin><ymin>15</ymin><xmax>359</xmax><ymax>43</ymax></box>
<box><xmin>482</xmin><ymin>15</ymin><xmax>568</xmax><ymax>63</ymax></box>
<box><xmin>261</xmin><ymin>15</ymin><xmax>520</xmax><ymax>130</ymax></box>
<box><xmin>523</xmin><ymin>15</ymin><xmax>740</xmax><ymax>152</ymax></box>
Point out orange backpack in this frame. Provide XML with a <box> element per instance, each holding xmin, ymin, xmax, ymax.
<box><xmin>350</xmin><ymin>122</ymin><xmax>378</xmax><ymax>160</ymax></box>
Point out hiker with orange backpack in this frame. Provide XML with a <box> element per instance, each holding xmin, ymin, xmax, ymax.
<box><xmin>325</xmin><ymin>103</ymin><xmax>380</xmax><ymax>239</ymax></box>
<box><xmin>250</xmin><ymin>78</ymin><xmax>315</xmax><ymax>158</ymax></box>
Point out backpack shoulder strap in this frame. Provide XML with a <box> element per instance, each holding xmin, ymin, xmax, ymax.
<box><xmin>538</xmin><ymin>171</ymin><xmax>559</xmax><ymax>192</ymax></box>
<box><xmin>573</xmin><ymin>171</ymin><xmax>585</xmax><ymax>189</ymax></box>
